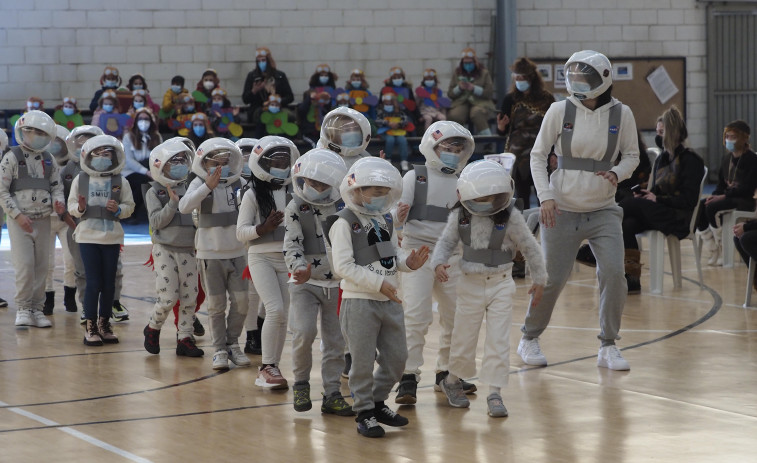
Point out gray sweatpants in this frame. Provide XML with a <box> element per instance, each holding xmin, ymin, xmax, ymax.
<box><xmin>340</xmin><ymin>298</ymin><xmax>408</xmax><ymax>413</ymax></box>
<box><xmin>290</xmin><ymin>282</ymin><xmax>344</xmax><ymax>395</ymax></box>
<box><xmin>521</xmin><ymin>206</ymin><xmax>626</xmax><ymax>344</ymax></box>
<box><xmin>8</xmin><ymin>216</ymin><xmax>51</xmax><ymax>311</ymax></box>
<box><xmin>199</xmin><ymin>256</ymin><xmax>249</xmax><ymax>352</ymax></box>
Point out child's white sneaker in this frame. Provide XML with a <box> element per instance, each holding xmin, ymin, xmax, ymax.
<box><xmin>212</xmin><ymin>350</ymin><xmax>229</xmax><ymax>370</ymax></box>
<box><xmin>597</xmin><ymin>345</ymin><xmax>630</xmax><ymax>371</ymax></box>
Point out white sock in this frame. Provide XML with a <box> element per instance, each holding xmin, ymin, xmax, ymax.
<box><xmin>489</xmin><ymin>385</ymin><xmax>501</xmax><ymax>396</ymax></box>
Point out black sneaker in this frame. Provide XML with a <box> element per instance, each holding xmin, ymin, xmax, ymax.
<box><xmin>356</xmin><ymin>412</ymin><xmax>385</xmax><ymax>438</ymax></box>
<box><xmin>193</xmin><ymin>317</ymin><xmax>205</xmax><ymax>337</ymax></box>
<box><xmin>321</xmin><ymin>391</ymin><xmax>355</xmax><ymax>416</ymax></box>
<box><xmin>43</xmin><ymin>291</ymin><xmax>55</xmax><ymax>315</ymax></box>
<box><xmin>293</xmin><ymin>381</ymin><xmax>312</xmax><ymax>412</ymax></box>
<box><xmin>143</xmin><ymin>325</ymin><xmax>160</xmax><ymax>354</ymax></box>
<box><xmin>244</xmin><ymin>329</ymin><xmax>261</xmax><ymax>355</ymax></box>
<box><xmin>176</xmin><ymin>337</ymin><xmax>204</xmax><ymax>357</ymax></box>
<box><xmin>63</xmin><ymin>286</ymin><xmax>78</xmax><ymax>312</ymax></box>
<box><xmin>111</xmin><ymin>300</ymin><xmax>129</xmax><ymax>321</ymax></box>
<box><xmin>395</xmin><ymin>374</ymin><xmax>417</xmax><ymax>405</ymax></box>
<box><xmin>0</xmin><ymin>297</ymin><xmax>8</xmax><ymax>308</ymax></box>
<box><xmin>434</xmin><ymin>371</ymin><xmax>478</xmax><ymax>395</ymax></box>
<box><xmin>374</xmin><ymin>403</ymin><xmax>409</xmax><ymax>427</ymax></box>
<box><xmin>626</xmin><ymin>274</ymin><xmax>641</xmax><ymax>295</ymax></box>
<box><xmin>576</xmin><ymin>244</ymin><xmax>597</xmax><ymax>267</ymax></box>
<box><xmin>342</xmin><ymin>353</ymin><xmax>351</xmax><ymax>378</ymax></box>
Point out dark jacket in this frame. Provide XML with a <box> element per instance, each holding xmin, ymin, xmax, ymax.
<box><xmin>713</xmin><ymin>149</ymin><xmax>757</xmax><ymax>200</ymax></box>
<box><xmin>242</xmin><ymin>68</ymin><xmax>294</xmax><ymax>117</ymax></box>
<box><xmin>651</xmin><ymin>145</ymin><xmax>706</xmax><ymax>231</ymax></box>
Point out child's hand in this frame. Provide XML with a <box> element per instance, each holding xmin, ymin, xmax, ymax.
<box><xmin>54</xmin><ymin>200</ymin><xmax>66</xmax><ymax>215</ymax></box>
<box><xmin>167</xmin><ymin>186</ymin><xmax>179</xmax><ymax>202</ymax></box>
<box><xmin>406</xmin><ymin>245</ymin><xmax>429</xmax><ymax>270</ymax></box>
<box><xmin>260</xmin><ymin>209</ymin><xmax>284</xmax><ymax>234</ymax></box>
<box><xmin>435</xmin><ymin>264</ymin><xmax>450</xmax><ymax>282</ymax></box>
<box><xmin>528</xmin><ymin>284</ymin><xmax>544</xmax><ymax>307</ymax></box>
<box><xmin>293</xmin><ymin>264</ymin><xmax>312</xmax><ymax>285</ymax></box>
<box><xmin>15</xmin><ymin>213</ymin><xmax>33</xmax><ymax>233</ymax></box>
<box><xmin>379</xmin><ymin>150</ymin><xmax>386</xmax><ymax>160</ymax></box>
<box><xmin>205</xmin><ymin>166</ymin><xmax>222</xmax><ymax>190</ymax></box>
<box><xmin>396</xmin><ymin>202</ymin><xmax>410</xmax><ymax>223</ymax></box>
<box><xmin>105</xmin><ymin>199</ymin><xmax>119</xmax><ymax>212</ymax></box>
<box><xmin>77</xmin><ymin>194</ymin><xmax>87</xmax><ymax>213</ymax></box>
<box><xmin>496</xmin><ymin>112</ymin><xmax>509</xmax><ymax>131</ymax></box>
<box><xmin>380</xmin><ymin>280</ymin><xmax>401</xmax><ymax>303</ymax></box>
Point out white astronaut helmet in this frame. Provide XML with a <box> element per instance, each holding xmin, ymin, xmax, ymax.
<box><xmin>48</xmin><ymin>125</ymin><xmax>71</xmax><ymax>166</ymax></box>
<box><xmin>66</xmin><ymin>125</ymin><xmax>104</xmax><ymax>163</ymax></box>
<box><xmin>419</xmin><ymin>121</ymin><xmax>475</xmax><ymax>175</ymax></box>
<box><xmin>292</xmin><ymin>148</ymin><xmax>348</xmax><ymax>206</ymax></box>
<box><xmin>14</xmin><ymin>110</ymin><xmax>57</xmax><ymax>153</ymax></box>
<box><xmin>149</xmin><ymin>139</ymin><xmax>194</xmax><ymax>188</ymax></box>
<box><xmin>340</xmin><ymin>156</ymin><xmax>402</xmax><ymax>216</ymax></box>
<box><xmin>235</xmin><ymin>137</ymin><xmax>259</xmax><ymax>180</ymax></box>
<box><xmin>564</xmin><ymin>50</ymin><xmax>613</xmax><ymax>101</ymax></box>
<box><xmin>80</xmin><ymin>135</ymin><xmax>126</xmax><ymax>178</ymax></box>
<box><xmin>0</xmin><ymin>129</ymin><xmax>8</xmax><ymax>154</ymax></box>
<box><xmin>318</xmin><ymin>107</ymin><xmax>372</xmax><ymax>158</ymax></box>
<box><xmin>249</xmin><ymin>136</ymin><xmax>300</xmax><ymax>186</ymax></box>
<box><xmin>457</xmin><ymin>160</ymin><xmax>514</xmax><ymax>217</ymax></box>
<box><xmin>191</xmin><ymin>137</ymin><xmax>243</xmax><ymax>184</ymax></box>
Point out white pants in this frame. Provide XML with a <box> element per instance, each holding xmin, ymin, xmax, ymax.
<box><xmin>148</xmin><ymin>244</ymin><xmax>199</xmax><ymax>340</ymax></box>
<box><xmin>199</xmin><ymin>256</ymin><xmax>249</xmax><ymax>352</ymax></box>
<box><xmin>401</xmin><ymin>255</ymin><xmax>460</xmax><ymax>378</ymax></box>
<box><xmin>449</xmin><ymin>272</ymin><xmax>515</xmax><ymax>389</ymax></box>
<box><xmin>248</xmin><ymin>252</ymin><xmax>290</xmax><ymax>366</ymax></box>
<box><xmin>244</xmin><ymin>279</ymin><xmax>264</xmax><ymax>331</ymax></box>
<box><xmin>46</xmin><ymin>216</ymin><xmax>73</xmax><ymax>291</ymax></box>
<box><xmin>8</xmin><ymin>216</ymin><xmax>52</xmax><ymax>310</ymax></box>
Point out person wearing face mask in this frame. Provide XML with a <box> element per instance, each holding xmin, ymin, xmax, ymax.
<box><xmin>415</xmin><ymin>69</ymin><xmax>451</xmax><ymax>132</ymax></box>
<box><xmin>298</xmin><ymin>64</ymin><xmax>338</xmax><ymax>141</ymax></box>
<box><xmin>54</xmin><ymin>97</ymin><xmax>84</xmax><ymax>129</ymax></box>
<box><xmin>284</xmin><ymin>148</ymin><xmax>355</xmax><ymax>416</ymax></box>
<box><xmin>142</xmin><ymin>139</ymin><xmax>204</xmax><ymax>358</ymax></box>
<box><xmin>380</xmin><ymin>67</ymin><xmax>420</xmax><ymax>127</ymax></box>
<box><xmin>375</xmin><ymin>93</ymin><xmax>413</xmax><ymax>172</ymax></box>
<box><xmin>193</xmin><ymin>68</ymin><xmax>222</xmax><ymax>113</ymax></box>
<box><xmin>126</xmin><ymin>74</ymin><xmax>160</xmax><ymax>114</ymax></box>
<box><xmin>392</xmin><ymin>121</ymin><xmax>478</xmax><ymax>406</ymax></box>
<box><xmin>0</xmin><ymin>111</ymin><xmax>66</xmax><ymax>328</ymax></box>
<box><xmin>432</xmin><ymin>160</ymin><xmax>546</xmax><ymax>418</ymax></box>
<box><xmin>518</xmin><ymin>50</ymin><xmax>641</xmax><ymax>371</ymax></box>
<box><xmin>161</xmin><ymin>75</ymin><xmax>188</xmax><ymax>120</ymax></box>
<box><xmin>447</xmin><ymin>48</ymin><xmax>496</xmax><ymax>138</ymax></box>
<box><xmin>91</xmin><ymin>90</ymin><xmax>121</xmax><ymax>134</ymax></box>
<box><xmin>67</xmin><ymin>135</ymin><xmax>135</xmax><ymax>345</ymax></box>
<box><xmin>695</xmin><ymin>120</ymin><xmax>757</xmax><ymax>266</ymax></box>
<box><xmin>496</xmin><ymin>57</ymin><xmax>555</xmax><ymax>210</ymax></box>
<box><xmin>242</xmin><ymin>47</ymin><xmax>294</xmax><ymax>127</ymax></box>
<box><xmin>179</xmin><ymin>138</ymin><xmax>250</xmax><ymax>371</ymax></box>
<box><xmin>127</xmin><ymin>90</ymin><xmax>149</xmax><ymax>124</ymax></box>
<box><xmin>206</xmin><ymin>87</ymin><xmax>241</xmax><ymax>139</ymax></box>
<box><xmin>256</xmin><ymin>94</ymin><xmax>298</xmax><ymax>139</ymax></box>
<box><xmin>122</xmin><ymin>108</ymin><xmax>163</xmax><ymax>223</ymax></box>
<box><xmin>237</xmin><ymin>136</ymin><xmax>300</xmax><ymax>389</ymax></box>
<box><xmin>187</xmin><ymin>113</ymin><xmax>213</xmax><ymax>147</ymax></box>
<box><xmin>345</xmin><ymin>69</ymin><xmax>378</xmax><ymax>121</ymax></box>
<box><xmin>317</xmin><ymin>107</ymin><xmax>373</xmax><ymax>169</ymax></box>
<box><xmin>90</xmin><ymin>66</ymin><xmax>122</xmax><ymax>112</ymax></box>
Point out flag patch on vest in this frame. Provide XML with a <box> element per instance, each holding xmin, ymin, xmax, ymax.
<box><xmin>153</xmin><ymin>159</ymin><xmax>162</xmax><ymax>168</ymax></box>
<box><xmin>415</xmin><ymin>175</ymin><xmax>427</xmax><ymax>184</ymax></box>
<box><xmin>299</xmin><ymin>203</ymin><xmax>311</xmax><ymax>213</ymax></box>
<box><xmin>563</xmin><ymin>122</ymin><xmax>573</xmax><ymax>131</ymax></box>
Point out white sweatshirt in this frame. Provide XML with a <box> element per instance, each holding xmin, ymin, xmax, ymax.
<box><xmin>397</xmin><ymin>165</ymin><xmax>458</xmax><ymax>249</ymax></box>
<box><xmin>67</xmin><ymin>174</ymin><xmax>135</xmax><ymax>245</ymax></box>
<box><xmin>178</xmin><ymin>177</ymin><xmax>245</xmax><ymax>260</ymax></box>
<box><xmin>530</xmin><ymin>96</ymin><xmax>639</xmax><ymax>213</ymax></box>
<box><xmin>236</xmin><ymin>187</ymin><xmax>290</xmax><ymax>255</ymax></box>
<box><xmin>0</xmin><ymin>149</ymin><xmax>65</xmax><ymax>220</ymax></box>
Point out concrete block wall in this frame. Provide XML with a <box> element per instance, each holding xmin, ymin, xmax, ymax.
<box><xmin>0</xmin><ymin>0</ymin><xmax>495</xmax><ymax>114</ymax></box>
<box><xmin>517</xmin><ymin>0</ymin><xmax>708</xmax><ymax>152</ymax></box>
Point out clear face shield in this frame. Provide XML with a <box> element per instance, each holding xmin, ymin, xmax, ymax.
<box><xmin>202</xmin><ymin>150</ymin><xmax>232</xmax><ymax>177</ymax></box>
<box><xmin>87</xmin><ymin>145</ymin><xmax>117</xmax><ymax>172</ymax></box>
<box><xmin>20</xmin><ymin>126</ymin><xmax>52</xmax><ymax>151</ymax></box>
<box><xmin>565</xmin><ymin>62</ymin><xmax>603</xmax><ymax>99</ymax></box>
<box><xmin>163</xmin><ymin>152</ymin><xmax>191</xmax><ymax>182</ymax></box>
<box><xmin>260</xmin><ymin>147</ymin><xmax>292</xmax><ymax>185</ymax></box>
<box><xmin>352</xmin><ymin>185</ymin><xmax>393</xmax><ymax>214</ymax></box>
<box><xmin>323</xmin><ymin>115</ymin><xmax>363</xmax><ymax>148</ymax></box>
<box><xmin>74</xmin><ymin>133</ymin><xmax>95</xmax><ymax>159</ymax></box>
<box><xmin>462</xmin><ymin>192</ymin><xmax>511</xmax><ymax>216</ymax></box>
<box><xmin>434</xmin><ymin>137</ymin><xmax>471</xmax><ymax>173</ymax></box>
<box><xmin>295</xmin><ymin>176</ymin><xmax>338</xmax><ymax>205</ymax></box>
<box><xmin>48</xmin><ymin>138</ymin><xmax>69</xmax><ymax>165</ymax></box>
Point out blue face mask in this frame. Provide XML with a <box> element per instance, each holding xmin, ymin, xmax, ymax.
<box><xmin>364</xmin><ymin>195</ymin><xmax>387</xmax><ymax>212</ymax></box>
<box><xmin>392</xmin><ymin>78</ymin><xmax>404</xmax><ymax>87</ymax></box>
<box><xmin>210</xmin><ymin>165</ymin><xmax>230</xmax><ymax>177</ymax></box>
<box><xmin>169</xmin><ymin>164</ymin><xmax>189</xmax><ymax>180</ymax></box>
<box><xmin>212</xmin><ymin>101</ymin><xmax>223</xmax><ymax>109</ymax></box>
<box><xmin>185</xmin><ymin>105</ymin><xmax>195</xmax><ymax>112</ymax></box>
<box><xmin>269</xmin><ymin>167</ymin><xmax>289</xmax><ymax>180</ymax></box>
<box><xmin>351</xmin><ymin>80</ymin><xmax>362</xmax><ymax>89</ymax></box>
<box><xmin>726</xmin><ymin>140</ymin><xmax>736</xmax><ymax>151</ymax></box>
<box><xmin>258</xmin><ymin>61</ymin><xmax>267</xmax><ymax>72</ymax></box>
<box><xmin>193</xmin><ymin>125</ymin><xmax>205</xmax><ymax>137</ymax></box>
<box><xmin>63</xmin><ymin>107</ymin><xmax>75</xmax><ymax>116</ymax></box>
<box><xmin>571</xmin><ymin>81</ymin><xmax>592</xmax><ymax>93</ymax></box>
<box><xmin>340</xmin><ymin>131</ymin><xmax>363</xmax><ymax>148</ymax></box>
<box><xmin>515</xmin><ymin>80</ymin><xmax>530</xmax><ymax>92</ymax></box>
<box><xmin>91</xmin><ymin>157</ymin><xmax>112</xmax><ymax>172</ymax></box>
<box><xmin>303</xmin><ymin>183</ymin><xmax>332</xmax><ymax>202</ymax></box>
<box><xmin>463</xmin><ymin>62</ymin><xmax>475</xmax><ymax>73</ymax></box>
<box><xmin>383</xmin><ymin>105</ymin><xmax>394</xmax><ymax>113</ymax></box>
<box><xmin>269</xmin><ymin>106</ymin><xmax>281</xmax><ymax>114</ymax></box>
<box><xmin>133</xmin><ymin>101</ymin><xmax>144</xmax><ymax>109</ymax></box>
<box><xmin>242</xmin><ymin>165</ymin><xmax>252</xmax><ymax>177</ymax></box>
<box><xmin>104</xmin><ymin>80</ymin><xmax>117</xmax><ymax>88</ymax></box>
<box><xmin>439</xmin><ymin>152</ymin><xmax>460</xmax><ymax>169</ymax></box>
<box><xmin>132</xmin><ymin>84</ymin><xmax>143</xmax><ymax>90</ymax></box>
<box><xmin>466</xmin><ymin>200</ymin><xmax>493</xmax><ymax>213</ymax></box>
<box><xmin>424</xmin><ymin>79</ymin><xmax>435</xmax><ymax>88</ymax></box>
<box><xmin>319</xmin><ymin>75</ymin><xmax>329</xmax><ymax>85</ymax></box>
<box><xmin>102</xmin><ymin>104</ymin><xmax>114</xmax><ymax>113</ymax></box>
<box><xmin>171</xmin><ymin>85</ymin><xmax>182</xmax><ymax>93</ymax></box>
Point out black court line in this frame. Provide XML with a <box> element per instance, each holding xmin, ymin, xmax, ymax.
<box><xmin>0</xmin><ymin>274</ymin><xmax>722</xmax><ymax>433</ymax></box>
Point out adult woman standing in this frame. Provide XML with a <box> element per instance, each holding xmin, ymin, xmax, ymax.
<box><xmin>496</xmin><ymin>57</ymin><xmax>555</xmax><ymax>209</ymax></box>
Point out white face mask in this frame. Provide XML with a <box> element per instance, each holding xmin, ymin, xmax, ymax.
<box><xmin>571</xmin><ymin>81</ymin><xmax>592</xmax><ymax>93</ymax></box>
<box><xmin>137</xmin><ymin>120</ymin><xmax>151</xmax><ymax>132</ymax></box>
<box><xmin>203</xmin><ymin>80</ymin><xmax>215</xmax><ymax>90</ymax></box>
<box><xmin>424</xmin><ymin>79</ymin><xmax>435</xmax><ymax>87</ymax></box>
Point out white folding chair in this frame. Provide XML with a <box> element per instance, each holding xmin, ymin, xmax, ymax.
<box><xmin>719</xmin><ymin>209</ymin><xmax>757</xmax><ymax>268</ymax></box>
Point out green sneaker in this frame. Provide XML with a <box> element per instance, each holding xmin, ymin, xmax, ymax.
<box><xmin>321</xmin><ymin>392</ymin><xmax>356</xmax><ymax>416</ymax></box>
<box><xmin>111</xmin><ymin>300</ymin><xmax>129</xmax><ymax>322</ymax></box>
<box><xmin>293</xmin><ymin>382</ymin><xmax>312</xmax><ymax>412</ymax></box>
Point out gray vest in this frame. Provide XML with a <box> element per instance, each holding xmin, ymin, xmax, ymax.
<box><xmin>292</xmin><ymin>195</ymin><xmax>327</xmax><ymax>255</ymax></box>
<box><xmin>325</xmin><ymin>208</ymin><xmax>395</xmax><ymax>266</ymax></box>
<box><xmin>78</xmin><ymin>172</ymin><xmax>122</xmax><ymax>221</ymax></box>
<box><xmin>458</xmin><ymin>205</ymin><xmax>514</xmax><ymax>267</ymax></box>
<box><xmin>406</xmin><ymin>165</ymin><xmax>451</xmax><ymax>223</ymax></box>
<box><xmin>558</xmin><ymin>100</ymin><xmax>622</xmax><ymax>172</ymax></box>
<box><xmin>197</xmin><ymin>180</ymin><xmax>242</xmax><ymax>228</ymax></box>
<box><xmin>61</xmin><ymin>161</ymin><xmax>81</xmax><ymax>202</ymax></box>
<box><xmin>8</xmin><ymin>147</ymin><xmax>53</xmax><ymax>194</ymax></box>
<box><xmin>148</xmin><ymin>181</ymin><xmax>195</xmax><ymax>232</ymax></box>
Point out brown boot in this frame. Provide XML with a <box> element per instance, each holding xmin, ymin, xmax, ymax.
<box><xmin>83</xmin><ymin>319</ymin><xmax>103</xmax><ymax>346</ymax></box>
<box><xmin>624</xmin><ymin>249</ymin><xmax>642</xmax><ymax>294</ymax></box>
<box><xmin>98</xmin><ymin>317</ymin><xmax>119</xmax><ymax>344</ymax></box>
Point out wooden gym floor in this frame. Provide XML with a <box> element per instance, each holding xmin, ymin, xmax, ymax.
<box><xmin>0</xmin><ymin>241</ymin><xmax>756</xmax><ymax>463</ymax></box>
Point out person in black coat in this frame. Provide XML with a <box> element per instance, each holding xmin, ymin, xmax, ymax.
<box><xmin>241</xmin><ymin>47</ymin><xmax>294</xmax><ymax>128</ymax></box>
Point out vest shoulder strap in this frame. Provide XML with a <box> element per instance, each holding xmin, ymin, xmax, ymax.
<box><xmin>558</xmin><ymin>100</ymin><xmax>622</xmax><ymax>173</ymax></box>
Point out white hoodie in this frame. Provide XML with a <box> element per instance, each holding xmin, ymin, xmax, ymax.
<box><xmin>530</xmin><ymin>96</ymin><xmax>639</xmax><ymax>213</ymax></box>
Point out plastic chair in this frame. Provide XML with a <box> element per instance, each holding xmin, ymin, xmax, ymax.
<box><xmin>719</xmin><ymin>209</ymin><xmax>757</xmax><ymax>268</ymax></box>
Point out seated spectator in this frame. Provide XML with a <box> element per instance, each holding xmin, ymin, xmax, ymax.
<box><xmin>375</xmin><ymin>93</ymin><xmax>413</xmax><ymax>172</ymax></box>
<box><xmin>297</xmin><ymin>63</ymin><xmax>337</xmax><ymax>141</ymax></box>
<box><xmin>195</xmin><ymin>69</ymin><xmax>221</xmax><ymax>112</ymax></box>
<box><xmin>53</xmin><ymin>96</ymin><xmax>84</xmax><ymax>129</ymax></box>
<box><xmin>126</xmin><ymin>73</ymin><xmax>160</xmax><ymax>114</ymax></box>
<box><xmin>242</xmin><ymin>47</ymin><xmax>294</xmax><ymax>127</ymax></box>
<box><xmin>734</xmin><ymin>215</ymin><xmax>757</xmax><ymax>290</ymax></box>
<box><xmin>207</xmin><ymin>88</ymin><xmax>241</xmax><ymax>140</ymax></box>
<box><xmin>160</xmin><ymin>75</ymin><xmax>187</xmax><ymax>119</ymax></box>
<box><xmin>415</xmin><ymin>68</ymin><xmax>450</xmax><ymax>132</ymax></box>
<box><xmin>380</xmin><ymin>66</ymin><xmax>419</xmax><ymax>129</ymax></box>
<box><xmin>89</xmin><ymin>66</ymin><xmax>121</xmax><ymax>112</ymax></box>
<box><xmin>122</xmin><ymin>108</ymin><xmax>163</xmax><ymax>223</ymax></box>
<box><xmin>91</xmin><ymin>89</ymin><xmax>120</xmax><ymax>133</ymax></box>
<box><xmin>188</xmin><ymin>113</ymin><xmax>213</xmax><ymax>147</ymax></box>
<box><xmin>256</xmin><ymin>94</ymin><xmax>298</xmax><ymax>139</ymax></box>
<box><xmin>345</xmin><ymin>68</ymin><xmax>377</xmax><ymax>122</ymax></box>
<box><xmin>447</xmin><ymin>47</ymin><xmax>495</xmax><ymax>136</ymax></box>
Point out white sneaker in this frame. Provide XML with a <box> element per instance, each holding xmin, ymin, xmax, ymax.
<box><xmin>31</xmin><ymin>309</ymin><xmax>52</xmax><ymax>328</ymax></box>
<box><xmin>227</xmin><ymin>343</ymin><xmax>251</xmax><ymax>367</ymax></box>
<box><xmin>400</xmin><ymin>160</ymin><xmax>409</xmax><ymax>171</ymax></box>
<box><xmin>597</xmin><ymin>345</ymin><xmax>630</xmax><ymax>371</ymax></box>
<box><xmin>212</xmin><ymin>350</ymin><xmax>229</xmax><ymax>370</ymax></box>
<box><xmin>517</xmin><ymin>337</ymin><xmax>547</xmax><ymax>366</ymax></box>
<box><xmin>15</xmin><ymin>309</ymin><xmax>32</xmax><ymax>326</ymax></box>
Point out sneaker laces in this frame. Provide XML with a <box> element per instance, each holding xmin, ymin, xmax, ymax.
<box><xmin>523</xmin><ymin>340</ymin><xmax>543</xmax><ymax>356</ymax></box>
<box><xmin>606</xmin><ymin>346</ymin><xmax>624</xmax><ymax>361</ymax></box>
<box><xmin>361</xmin><ymin>416</ymin><xmax>380</xmax><ymax>428</ymax></box>
<box><xmin>265</xmin><ymin>365</ymin><xmax>282</xmax><ymax>377</ymax></box>
<box><xmin>87</xmin><ymin>321</ymin><xmax>99</xmax><ymax>337</ymax></box>
<box><xmin>100</xmin><ymin>318</ymin><xmax>114</xmax><ymax>335</ymax></box>
<box><xmin>378</xmin><ymin>405</ymin><xmax>397</xmax><ymax>418</ymax></box>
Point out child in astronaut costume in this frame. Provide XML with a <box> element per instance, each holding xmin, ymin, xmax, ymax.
<box><xmin>143</xmin><ymin>139</ymin><xmax>203</xmax><ymax>357</ymax></box>
<box><xmin>284</xmin><ymin>148</ymin><xmax>353</xmax><ymax>415</ymax></box>
<box><xmin>43</xmin><ymin>125</ymin><xmax>75</xmax><ymax>315</ymax></box>
<box><xmin>393</xmin><ymin>121</ymin><xmax>477</xmax><ymax>405</ymax></box>
<box><xmin>235</xmin><ymin>137</ymin><xmax>266</xmax><ymax>356</ymax></box>
<box><xmin>178</xmin><ymin>138</ymin><xmax>250</xmax><ymax>371</ymax></box>
<box><xmin>317</xmin><ymin>106</ymin><xmax>372</xmax><ymax>169</ymax></box>
<box><xmin>0</xmin><ymin>110</ymin><xmax>66</xmax><ymax>327</ymax></box>
<box><xmin>327</xmin><ymin>157</ymin><xmax>429</xmax><ymax>438</ymax></box>
<box><xmin>432</xmin><ymin>160</ymin><xmax>546</xmax><ymax>417</ymax></box>
<box><xmin>68</xmin><ymin>135</ymin><xmax>135</xmax><ymax>346</ymax></box>
<box><xmin>236</xmin><ymin>136</ymin><xmax>299</xmax><ymax>389</ymax></box>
